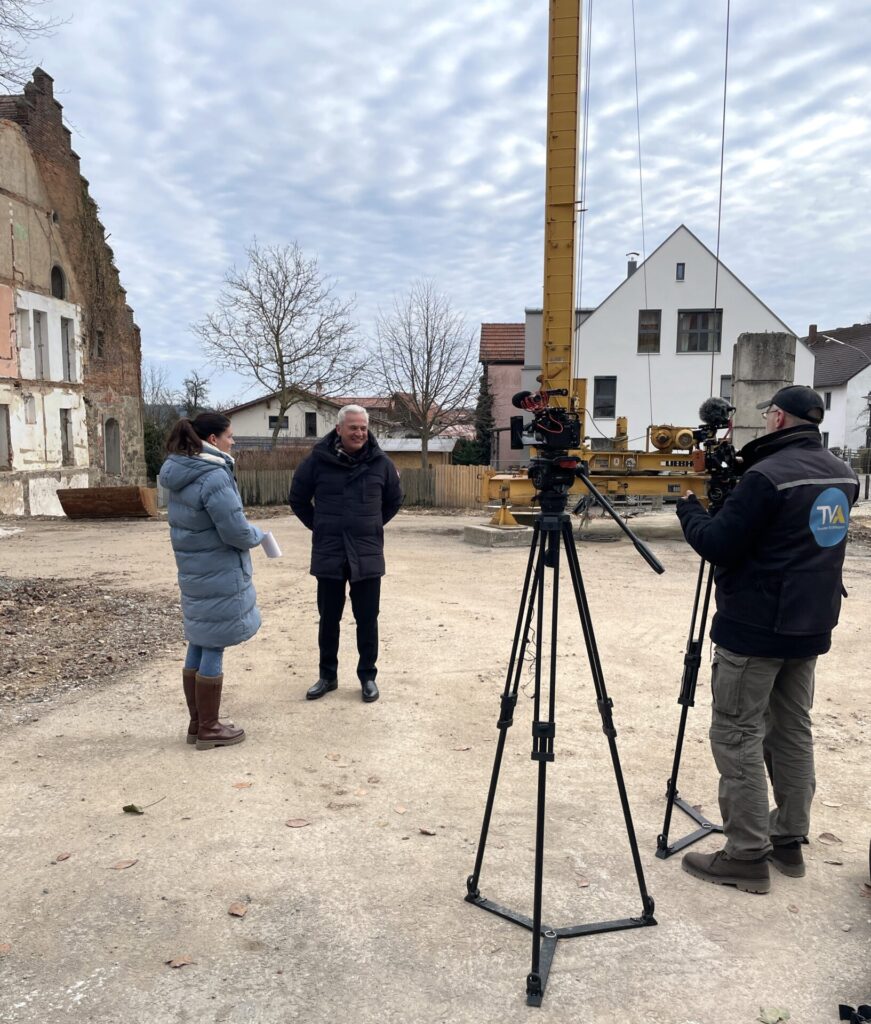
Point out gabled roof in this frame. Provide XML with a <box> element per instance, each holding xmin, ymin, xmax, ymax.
<box><xmin>578</xmin><ymin>225</ymin><xmax>793</xmax><ymax>335</ymax></box>
<box><xmin>480</xmin><ymin>323</ymin><xmax>525</xmax><ymax>363</ymax></box>
<box><xmin>806</xmin><ymin>324</ymin><xmax>871</xmax><ymax>388</ymax></box>
<box><xmin>223</xmin><ymin>388</ymin><xmax>344</xmax><ymax>417</ymax></box>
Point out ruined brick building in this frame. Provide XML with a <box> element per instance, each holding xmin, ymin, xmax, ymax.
<box><xmin>0</xmin><ymin>68</ymin><xmax>145</xmax><ymax>515</ymax></box>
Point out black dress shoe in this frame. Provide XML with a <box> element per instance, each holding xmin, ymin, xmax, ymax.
<box><xmin>306</xmin><ymin>678</ymin><xmax>338</xmax><ymax>700</ymax></box>
<box><xmin>360</xmin><ymin>679</ymin><xmax>379</xmax><ymax>703</ymax></box>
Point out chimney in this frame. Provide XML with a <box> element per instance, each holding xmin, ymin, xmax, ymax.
<box><xmin>808</xmin><ymin>324</ymin><xmax>817</xmax><ymax>343</ymax></box>
<box><xmin>626</xmin><ymin>252</ymin><xmax>639</xmax><ymax>278</ymax></box>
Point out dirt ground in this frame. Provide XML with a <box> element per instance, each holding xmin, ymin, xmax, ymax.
<box><xmin>0</xmin><ymin>506</ymin><xmax>869</xmax><ymax>1024</ymax></box>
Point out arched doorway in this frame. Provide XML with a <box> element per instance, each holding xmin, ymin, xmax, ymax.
<box><xmin>51</xmin><ymin>265</ymin><xmax>66</xmax><ymax>300</ymax></box>
<box><xmin>104</xmin><ymin>418</ymin><xmax>121</xmax><ymax>475</ymax></box>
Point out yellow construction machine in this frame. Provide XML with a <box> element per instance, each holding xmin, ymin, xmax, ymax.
<box><xmin>481</xmin><ymin>0</ymin><xmax>720</xmax><ymax>515</ymax></box>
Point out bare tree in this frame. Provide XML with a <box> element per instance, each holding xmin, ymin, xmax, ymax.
<box><xmin>373</xmin><ymin>279</ymin><xmax>478</xmax><ymax>468</ymax></box>
<box><xmin>192</xmin><ymin>239</ymin><xmax>362</xmax><ymax>446</ymax></box>
<box><xmin>1</xmin><ymin>1</ymin><xmax>64</xmax><ymax>89</ymax></box>
<box><xmin>181</xmin><ymin>370</ymin><xmax>210</xmax><ymax>418</ymax></box>
<box><xmin>141</xmin><ymin>359</ymin><xmax>179</xmax><ymax>480</ymax></box>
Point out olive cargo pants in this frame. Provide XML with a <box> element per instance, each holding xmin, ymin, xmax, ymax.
<box><xmin>710</xmin><ymin>646</ymin><xmax>817</xmax><ymax>860</ymax></box>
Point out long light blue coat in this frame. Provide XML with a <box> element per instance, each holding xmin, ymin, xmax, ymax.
<box><xmin>159</xmin><ymin>449</ymin><xmax>264</xmax><ymax>649</ymax></box>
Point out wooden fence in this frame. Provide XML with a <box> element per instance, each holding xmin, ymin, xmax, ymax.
<box><xmin>159</xmin><ymin>464</ymin><xmax>486</xmax><ymax>510</ymax></box>
<box><xmin>400</xmin><ymin>465</ymin><xmax>483</xmax><ymax>509</ymax></box>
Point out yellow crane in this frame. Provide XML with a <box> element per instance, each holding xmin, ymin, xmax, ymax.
<box><xmin>482</xmin><ymin>0</ymin><xmax>711</xmax><ymax>511</ymax></box>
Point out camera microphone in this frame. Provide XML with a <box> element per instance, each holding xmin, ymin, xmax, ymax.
<box><xmin>699</xmin><ymin>397</ymin><xmax>735</xmax><ymax>428</ymax></box>
<box><xmin>512</xmin><ymin>388</ymin><xmax>569</xmax><ymax>411</ymax></box>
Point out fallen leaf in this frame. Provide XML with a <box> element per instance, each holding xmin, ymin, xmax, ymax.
<box><xmin>576</xmin><ymin>877</ymin><xmax>590</xmax><ymax>888</ymax></box>
<box><xmin>787</xmin><ymin>904</ymin><xmax>799</xmax><ymax>914</ymax></box>
<box><xmin>824</xmin><ymin>859</ymin><xmax>843</xmax><ymax>866</ymax></box>
<box><xmin>418</xmin><ymin>827</ymin><xmax>436</xmax><ymax>836</ymax></box>
<box><xmin>54</xmin><ymin>852</ymin><xmax>71</xmax><ymax>862</ymax></box>
<box><xmin>165</xmin><ymin>955</ymin><xmax>195</xmax><ymax>969</ymax></box>
<box><xmin>285</xmin><ymin>819</ymin><xmax>311</xmax><ymax>829</ymax></box>
<box><xmin>111</xmin><ymin>859</ymin><xmax>138</xmax><ymax>870</ymax></box>
<box><xmin>232</xmin><ymin>782</ymin><xmax>253</xmax><ymax>790</ymax></box>
<box><xmin>394</xmin><ymin>805</ymin><xmax>407</xmax><ymax>815</ymax></box>
<box><xmin>325</xmin><ymin>753</ymin><xmax>341</xmax><ymax>762</ymax></box>
<box><xmin>367</xmin><ymin>775</ymin><xmax>381</xmax><ymax>784</ymax></box>
<box><xmin>453</xmin><ymin>745</ymin><xmax>471</xmax><ymax>751</ymax></box>
<box><xmin>818</xmin><ymin>831</ymin><xmax>842</xmax><ymax>845</ymax></box>
<box><xmin>354</xmin><ymin>788</ymin><xmax>368</xmax><ymax>797</ymax></box>
<box><xmin>758</xmin><ymin>1009</ymin><xmax>791</xmax><ymax>1024</ymax></box>
<box><xmin>822</xmin><ymin>800</ymin><xmax>842</xmax><ymax>808</ymax></box>
<box><xmin>0</xmin><ymin>943</ymin><xmax>10</xmax><ymax>956</ymax></box>
<box><xmin>228</xmin><ymin>902</ymin><xmax>248</xmax><ymax>918</ymax></box>
<box><xmin>122</xmin><ymin>804</ymin><xmax>145</xmax><ymax>815</ymax></box>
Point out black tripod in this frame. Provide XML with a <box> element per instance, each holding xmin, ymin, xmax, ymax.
<box><xmin>465</xmin><ymin>459</ymin><xmax>661</xmax><ymax>1006</ymax></box>
<box><xmin>655</xmin><ymin>557</ymin><xmax>724</xmax><ymax>858</ymax></box>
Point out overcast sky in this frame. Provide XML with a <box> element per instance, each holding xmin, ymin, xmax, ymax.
<box><xmin>25</xmin><ymin>0</ymin><xmax>871</xmax><ymax>400</ymax></box>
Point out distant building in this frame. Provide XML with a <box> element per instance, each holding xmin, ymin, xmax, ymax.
<box><xmin>806</xmin><ymin>323</ymin><xmax>871</xmax><ymax>451</ymax></box>
<box><xmin>479</xmin><ymin>323</ymin><xmax>525</xmax><ymax>468</ymax></box>
<box><xmin>510</xmin><ymin>225</ymin><xmax>814</xmax><ymax>450</ymax></box>
<box><xmin>0</xmin><ymin>69</ymin><xmax>145</xmax><ymax>515</ymax></box>
<box><xmin>379</xmin><ymin>437</ymin><xmax>456</xmax><ymax>469</ymax></box>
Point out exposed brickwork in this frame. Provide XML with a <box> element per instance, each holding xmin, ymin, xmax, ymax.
<box><xmin>5</xmin><ymin>68</ymin><xmax>146</xmax><ymax>483</ymax></box>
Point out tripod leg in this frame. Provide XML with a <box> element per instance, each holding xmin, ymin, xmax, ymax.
<box><xmin>656</xmin><ymin>559</ymin><xmax>720</xmax><ymax>858</ymax></box>
<box><xmin>529</xmin><ymin>524</ymin><xmax>558</xmax><ymax>996</ymax></box>
<box><xmin>467</xmin><ymin>522</ymin><xmax>544</xmax><ymax>899</ymax></box>
<box><xmin>561</xmin><ymin>521</ymin><xmax>655</xmax><ymax>920</ymax></box>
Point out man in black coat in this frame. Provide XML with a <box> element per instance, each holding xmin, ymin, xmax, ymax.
<box><xmin>676</xmin><ymin>385</ymin><xmax>858</xmax><ymax>894</ymax></box>
<box><xmin>289</xmin><ymin>405</ymin><xmax>403</xmax><ymax>703</ymax></box>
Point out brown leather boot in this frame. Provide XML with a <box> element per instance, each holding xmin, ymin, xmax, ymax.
<box><xmin>194</xmin><ymin>673</ymin><xmax>245</xmax><ymax>750</ymax></box>
<box><xmin>182</xmin><ymin>668</ymin><xmax>198</xmax><ymax>744</ymax></box>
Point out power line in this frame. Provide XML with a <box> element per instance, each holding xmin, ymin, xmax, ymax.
<box><xmin>710</xmin><ymin>0</ymin><xmax>731</xmax><ymax>397</ymax></box>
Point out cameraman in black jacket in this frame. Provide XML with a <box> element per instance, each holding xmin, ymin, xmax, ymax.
<box><xmin>676</xmin><ymin>385</ymin><xmax>858</xmax><ymax>894</ymax></box>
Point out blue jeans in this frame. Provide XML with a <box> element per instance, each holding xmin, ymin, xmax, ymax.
<box><xmin>184</xmin><ymin>643</ymin><xmax>224</xmax><ymax>677</ymax></box>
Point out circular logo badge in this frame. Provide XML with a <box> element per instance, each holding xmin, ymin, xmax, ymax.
<box><xmin>809</xmin><ymin>487</ymin><xmax>850</xmax><ymax>547</ymax></box>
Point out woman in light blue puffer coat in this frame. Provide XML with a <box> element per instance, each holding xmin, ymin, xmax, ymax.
<box><xmin>158</xmin><ymin>412</ymin><xmax>264</xmax><ymax>749</ymax></box>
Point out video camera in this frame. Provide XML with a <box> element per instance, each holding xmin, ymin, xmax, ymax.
<box><xmin>509</xmin><ymin>389</ymin><xmax>584</xmax><ymax>501</ymax></box>
<box><xmin>692</xmin><ymin>397</ymin><xmax>740</xmax><ymax>510</ymax></box>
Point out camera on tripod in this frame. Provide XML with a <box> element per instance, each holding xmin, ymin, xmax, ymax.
<box><xmin>509</xmin><ymin>389</ymin><xmax>584</xmax><ymax>499</ymax></box>
<box><xmin>691</xmin><ymin>397</ymin><xmax>740</xmax><ymax>510</ymax></box>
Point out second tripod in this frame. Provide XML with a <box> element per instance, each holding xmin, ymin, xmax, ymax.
<box><xmin>466</xmin><ymin>462</ymin><xmax>660</xmax><ymax>1006</ymax></box>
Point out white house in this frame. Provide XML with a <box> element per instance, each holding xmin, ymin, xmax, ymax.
<box><xmin>521</xmin><ymin>225</ymin><xmax>813</xmax><ymax>446</ymax></box>
<box><xmin>806</xmin><ymin>323</ymin><xmax>871</xmax><ymax>451</ymax></box>
<box><xmin>224</xmin><ymin>390</ymin><xmax>391</xmax><ymax>445</ymax></box>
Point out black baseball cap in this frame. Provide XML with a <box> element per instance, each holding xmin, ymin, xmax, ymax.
<box><xmin>756</xmin><ymin>385</ymin><xmax>825</xmax><ymax>424</ymax></box>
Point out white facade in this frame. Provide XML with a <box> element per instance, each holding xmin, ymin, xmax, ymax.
<box><xmin>0</xmin><ymin>287</ymin><xmax>89</xmax><ymax>515</ymax></box>
<box><xmin>227</xmin><ymin>394</ymin><xmax>342</xmax><ymax>440</ymax></box>
<box><xmin>522</xmin><ymin>226</ymin><xmax>813</xmax><ymax>444</ymax></box>
<box><xmin>817</xmin><ymin>372</ymin><xmax>871</xmax><ymax>451</ymax></box>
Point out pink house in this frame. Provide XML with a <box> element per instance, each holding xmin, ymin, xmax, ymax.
<box><xmin>479</xmin><ymin>323</ymin><xmax>525</xmax><ymax>468</ymax></box>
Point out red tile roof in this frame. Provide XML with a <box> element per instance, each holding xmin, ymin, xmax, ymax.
<box><xmin>479</xmin><ymin>323</ymin><xmax>525</xmax><ymax>363</ymax></box>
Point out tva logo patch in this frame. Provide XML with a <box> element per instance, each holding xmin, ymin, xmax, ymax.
<box><xmin>810</xmin><ymin>487</ymin><xmax>850</xmax><ymax>547</ymax></box>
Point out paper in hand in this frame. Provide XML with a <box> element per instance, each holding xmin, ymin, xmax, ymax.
<box><xmin>261</xmin><ymin>531</ymin><xmax>282</xmax><ymax>558</ymax></box>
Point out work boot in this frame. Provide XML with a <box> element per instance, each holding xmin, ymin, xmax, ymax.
<box><xmin>182</xmin><ymin>668</ymin><xmax>198</xmax><ymax>744</ymax></box>
<box><xmin>682</xmin><ymin>849</ymin><xmax>770</xmax><ymax>894</ymax></box>
<box><xmin>360</xmin><ymin>679</ymin><xmax>379</xmax><ymax>703</ymax></box>
<box><xmin>306</xmin><ymin>678</ymin><xmax>338</xmax><ymax>700</ymax></box>
<box><xmin>194</xmin><ymin>673</ymin><xmax>245</xmax><ymax>750</ymax></box>
<box><xmin>769</xmin><ymin>841</ymin><xmax>806</xmax><ymax>877</ymax></box>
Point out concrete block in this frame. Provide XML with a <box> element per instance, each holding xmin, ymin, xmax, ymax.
<box><xmin>464</xmin><ymin>524</ymin><xmax>533</xmax><ymax>547</ymax></box>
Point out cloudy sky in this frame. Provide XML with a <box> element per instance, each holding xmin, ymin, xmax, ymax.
<box><xmin>23</xmin><ymin>0</ymin><xmax>871</xmax><ymax>400</ymax></box>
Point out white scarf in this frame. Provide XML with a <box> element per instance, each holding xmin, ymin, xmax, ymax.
<box><xmin>197</xmin><ymin>440</ymin><xmax>234</xmax><ymax>466</ymax></box>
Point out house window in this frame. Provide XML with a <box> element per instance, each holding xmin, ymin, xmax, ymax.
<box><xmin>24</xmin><ymin>395</ymin><xmax>36</xmax><ymax>424</ymax></box>
<box><xmin>637</xmin><ymin>310</ymin><xmax>661</xmax><ymax>354</ymax></box>
<box><xmin>0</xmin><ymin>405</ymin><xmax>10</xmax><ymax>469</ymax></box>
<box><xmin>33</xmin><ymin>310</ymin><xmax>48</xmax><ymax>378</ymax></box>
<box><xmin>16</xmin><ymin>310</ymin><xmax>31</xmax><ymax>349</ymax></box>
<box><xmin>61</xmin><ymin>318</ymin><xmax>75</xmax><ymax>382</ymax></box>
<box><xmin>824</xmin><ymin>391</ymin><xmax>832</xmax><ymax>410</ymax></box>
<box><xmin>268</xmin><ymin>415</ymin><xmax>289</xmax><ymax>431</ymax></box>
<box><xmin>51</xmin><ymin>265</ymin><xmax>66</xmax><ymax>300</ymax></box>
<box><xmin>821</xmin><ymin>431</ymin><xmax>829</xmax><ymax>448</ymax></box>
<box><xmin>593</xmin><ymin>376</ymin><xmax>617</xmax><ymax>419</ymax></box>
<box><xmin>719</xmin><ymin>375</ymin><xmax>732</xmax><ymax>402</ymax></box>
<box><xmin>104</xmin><ymin>417</ymin><xmax>121</xmax><ymax>474</ymax></box>
<box><xmin>305</xmin><ymin>412</ymin><xmax>317</xmax><ymax>437</ymax></box>
<box><xmin>92</xmin><ymin>329</ymin><xmax>105</xmax><ymax>359</ymax></box>
<box><xmin>60</xmin><ymin>409</ymin><xmax>74</xmax><ymax>466</ymax></box>
<box><xmin>676</xmin><ymin>262</ymin><xmax>685</xmax><ymax>281</ymax></box>
<box><xmin>677</xmin><ymin>309</ymin><xmax>722</xmax><ymax>353</ymax></box>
